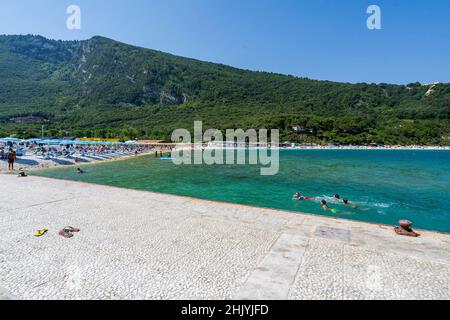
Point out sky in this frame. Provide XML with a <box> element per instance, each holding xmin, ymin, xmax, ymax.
<box><xmin>0</xmin><ymin>0</ymin><xmax>449</xmax><ymax>84</ymax></box>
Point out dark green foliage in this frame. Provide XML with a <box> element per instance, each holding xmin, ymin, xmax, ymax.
<box><xmin>0</xmin><ymin>35</ymin><xmax>449</xmax><ymax>145</ymax></box>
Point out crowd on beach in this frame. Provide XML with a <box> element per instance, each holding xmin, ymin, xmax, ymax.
<box><xmin>0</xmin><ymin>138</ymin><xmax>174</xmax><ymax>173</ymax></box>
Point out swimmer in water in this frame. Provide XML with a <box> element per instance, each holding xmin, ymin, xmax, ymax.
<box><xmin>321</xmin><ymin>200</ymin><xmax>330</xmax><ymax>211</ymax></box>
<box><xmin>76</xmin><ymin>167</ymin><xmax>84</xmax><ymax>174</ymax></box>
<box><xmin>321</xmin><ymin>200</ymin><xmax>339</xmax><ymax>213</ymax></box>
<box><xmin>333</xmin><ymin>194</ymin><xmax>341</xmax><ymax>202</ymax></box>
<box><xmin>343</xmin><ymin>198</ymin><xmax>358</xmax><ymax>209</ymax></box>
<box><xmin>293</xmin><ymin>193</ymin><xmax>313</xmax><ymax>201</ymax></box>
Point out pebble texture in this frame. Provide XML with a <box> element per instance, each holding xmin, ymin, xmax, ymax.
<box><xmin>0</xmin><ymin>175</ymin><xmax>449</xmax><ymax>300</ymax></box>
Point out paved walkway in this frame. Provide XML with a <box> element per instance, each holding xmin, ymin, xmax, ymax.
<box><xmin>0</xmin><ymin>175</ymin><xmax>449</xmax><ymax>300</ymax></box>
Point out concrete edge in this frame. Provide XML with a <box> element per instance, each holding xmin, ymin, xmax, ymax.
<box><xmin>16</xmin><ymin>175</ymin><xmax>450</xmax><ymax>238</ymax></box>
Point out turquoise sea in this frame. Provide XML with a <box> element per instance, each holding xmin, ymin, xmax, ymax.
<box><xmin>33</xmin><ymin>150</ymin><xmax>450</xmax><ymax>233</ymax></box>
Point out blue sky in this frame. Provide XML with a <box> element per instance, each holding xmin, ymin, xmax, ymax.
<box><xmin>0</xmin><ymin>0</ymin><xmax>449</xmax><ymax>84</ymax></box>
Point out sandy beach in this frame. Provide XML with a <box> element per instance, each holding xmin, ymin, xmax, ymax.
<box><xmin>0</xmin><ymin>175</ymin><xmax>449</xmax><ymax>300</ymax></box>
<box><xmin>0</xmin><ymin>150</ymin><xmax>162</xmax><ymax>174</ymax></box>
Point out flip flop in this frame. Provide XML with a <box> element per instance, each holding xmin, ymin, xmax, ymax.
<box><xmin>34</xmin><ymin>229</ymin><xmax>48</xmax><ymax>237</ymax></box>
<box><xmin>63</xmin><ymin>226</ymin><xmax>80</xmax><ymax>233</ymax></box>
<box><xmin>59</xmin><ymin>230</ymin><xmax>74</xmax><ymax>238</ymax></box>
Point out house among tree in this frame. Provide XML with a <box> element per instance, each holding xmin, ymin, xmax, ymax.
<box><xmin>292</xmin><ymin>126</ymin><xmax>314</xmax><ymax>134</ymax></box>
<box><xmin>292</xmin><ymin>126</ymin><xmax>306</xmax><ymax>133</ymax></box>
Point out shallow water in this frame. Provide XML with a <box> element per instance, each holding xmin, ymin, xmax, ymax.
<box><xmin>33</xmin><ymin>150</ymin><xmax>450</xmax><ymax>233</ymax></box>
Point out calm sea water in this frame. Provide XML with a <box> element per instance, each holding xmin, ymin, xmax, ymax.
<box><xmin>33</xmin><ymin>150</ymin><xmax>450</xmax><ymax>233</ymax></box>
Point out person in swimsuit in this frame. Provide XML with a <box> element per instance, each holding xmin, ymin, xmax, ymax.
<box><xmin>321</xmin><ymin>200</ymin><xmax>330</xmax><ymax>211</ymax></box>
<box><xmin>333</xmin><ymin>194</ymin><xmax>341</xmax><ymax>202</ymax></box>
<box><xmin>343</xmin><ymin>198</ymin><xmax>358</xmax><ymax>209</ymax></box>
<box><xmin>7</xmin><ymin>149</ymin><xmax>16</xmax><ymax>171</ymax></box>
<box><xmin>293</xmin><ymin>192</ymin><xmax>313</xmax><ymax>201</ymax></box>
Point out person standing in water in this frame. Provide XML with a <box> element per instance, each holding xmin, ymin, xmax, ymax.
<box><xmin>7</xmin><ymin>149</ymin><xmax>16</xmax><ymax>171</ymax></box>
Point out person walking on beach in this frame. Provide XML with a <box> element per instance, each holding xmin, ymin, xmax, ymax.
<box><xmin>7</xmin><ymin>149</ymin><xmax>16</xmax><ymax>171</ymax></box>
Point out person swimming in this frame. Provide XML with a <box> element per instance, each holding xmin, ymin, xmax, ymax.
<box><xmin>333</xmin><ymin>194</ymin><xmax>341</xmax><ymax>202</ymax></box>
<box><xmin>321</xmin><ymin>200</ymin><xmax>330</xmax><ymax>211</ymax></box>
<box><xmin>76</xmin><ymin>167</ymin><xmax>84</xmax><ymax>174</ymax></box>
<box><xmin>343</xmin><ymin>198</ymin><xmax>358</xmax><ymax>209</ymax></box>
<box><xmin>293</xmin><ymin>192</ymin><xmax>313</xmax><ymax>201</ymax></box>
<box><xmin>321</xmin><ymin>200</ymin><xmax>339</xmax><ymax>213</ymax></box>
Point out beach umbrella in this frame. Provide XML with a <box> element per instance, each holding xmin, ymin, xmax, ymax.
<box><xmin>40</xmin><ymin>139</ymin><xmax>60</xmax><ymax>145</ymax></box>
<box><xmin>0</xmin><ymin>137</ymin><xmax>23</xmax><ymax>142</ymax></box>
<box><xmin>58</xmin><ymin>140</ymin><xmax>75</xmax><ymax>145</ymax></box>
<box><xmin>73</xmin><ymin>140</ymin><xmax>88</xmax><ymax>145</ymax></box>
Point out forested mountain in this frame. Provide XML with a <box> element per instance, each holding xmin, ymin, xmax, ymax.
<box><xmin>0</xmin><ymin>34</ymin><xmax>449</xmax><ymax>145</ymax></box>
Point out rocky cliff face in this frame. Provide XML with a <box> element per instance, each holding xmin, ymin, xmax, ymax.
<box><xmin>72</xmin><ymin>36</ymin><xmax>189</xmax><ymax>106</ymax></box>
<box><xmin>0</xmin><ymin>35</ymin><xmax>189</xmax><ymax>107</ymax></box>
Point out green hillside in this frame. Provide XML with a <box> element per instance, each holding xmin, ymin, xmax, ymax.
<box><xmin>0</xmin><ymin>34</ymin><xmax>449</xmax><ymax>145</ymax></box>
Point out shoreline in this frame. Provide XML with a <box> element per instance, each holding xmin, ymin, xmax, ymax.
<box><xmin>29</xmin><ymin>175</ymin><xmax>450</xmax><ymax>237</ymax></box>
<box><xmin>3</xmin><ymin>146</ymin><xmax>448</xmax><ymax>174</ymax></box>
<box><xmin>3</xmin><ymin>148</ymin><xmax>448</xmax><ymax>236</ymax></box>
<box><xmin>281</xmin><ymin>146</ymin><xmax>450</xmax><ymax>150</ymax></box>
<box><xmin>199</xmin><ymin>146</ymin><xmax>450</xmax><ymax>151</ymax></box>
<box><xmin>0</xmin><ymin>150</ymin><xmax>170</xmax><ymax>174</ymax></box>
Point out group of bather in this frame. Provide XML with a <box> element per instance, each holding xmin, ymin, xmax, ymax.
<box><xmin>0</xmin><ymin>140</ymin><xmax>173</xmax><ymax>162</ymax></box>
<box><xmin>293</xmin><ymin>192</ymin><xmax>357</xmax><ymax>214</ymax></box>
<box><xmin>21</xmin><ymin>143</ymin><xmax>152</xmax><ymax>159</ymax></box>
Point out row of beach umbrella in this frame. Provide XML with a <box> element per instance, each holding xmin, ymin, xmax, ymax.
<box><xmin>0</xmin><ymin>138</ymin><xmax>142</xmax><ymax>146</ymax></box>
